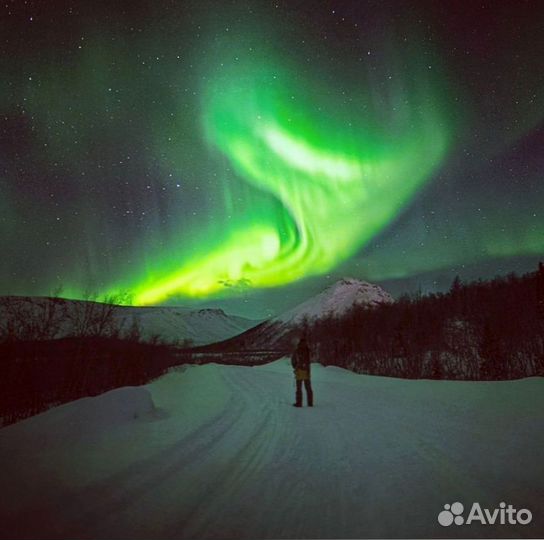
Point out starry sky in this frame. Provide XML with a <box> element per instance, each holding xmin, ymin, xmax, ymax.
<box><xmin>1</xmin><ymin>0</ymin><xmax>543</xmax><ymax>318</ymax></box>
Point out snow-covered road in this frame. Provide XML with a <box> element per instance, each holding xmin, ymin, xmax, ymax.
<box><xmin>1</xmin><ymin>359</ymin><xmax>543</xmax><ymax>539</ymax></box>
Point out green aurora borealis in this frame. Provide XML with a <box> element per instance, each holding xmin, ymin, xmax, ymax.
<box><xmin>132</xmin><ymin>42</ymin><xmax>451</xmax><ymax>304</ymax></box>
<box><xmin>1</xmin><ymin>1</ymin><xmax>544</xmax><ymax>315</ymax></box>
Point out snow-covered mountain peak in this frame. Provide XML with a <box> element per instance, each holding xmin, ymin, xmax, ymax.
<box><xmin>276</xmin><ymin>278</ymin><xmax>394</xmax><ymax>324</ymax></box>
<box><xmin>334</xmin><ymin>277</ymin><xmax>365</xmax><ymax>287</ymax></box>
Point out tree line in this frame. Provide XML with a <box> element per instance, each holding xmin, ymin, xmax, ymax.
<box><xmin>304</xmin><ymin>264</ymin><xmax>544</xmax><ymax>380</ymax></box>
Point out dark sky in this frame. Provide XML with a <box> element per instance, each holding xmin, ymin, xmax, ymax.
<box><xmin>1</xmin><ymin>0</ymin><xmax>543</xmax><ymax>318</ymax></box>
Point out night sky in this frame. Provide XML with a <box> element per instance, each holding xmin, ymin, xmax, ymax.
<box><xmin>1</xmin><ymin>0</ymin><xmax>543</xmax><ymax>318</ymax></box>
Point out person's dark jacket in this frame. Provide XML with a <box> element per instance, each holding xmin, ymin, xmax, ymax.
<box><xmin>291</xmin><ymin>340</ymin><xmax>310</xmax><ymax>376</ymax></box>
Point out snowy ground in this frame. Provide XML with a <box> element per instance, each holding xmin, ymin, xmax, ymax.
<box><xmin>1</xmin><ymin>359</ymin><xmax>543</xmax><ymax>539</ymax></box>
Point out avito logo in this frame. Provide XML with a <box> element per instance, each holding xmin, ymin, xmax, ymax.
<box><xmin>438</xmin><ymin>502</ymin><xmax>532</xmax><ymax>527</ymax></box>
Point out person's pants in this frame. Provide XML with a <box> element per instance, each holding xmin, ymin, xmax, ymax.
<box><xmin>295</xmin><ymin>379</ymin><xmax>313</xmax><ymax>406</ymax></box>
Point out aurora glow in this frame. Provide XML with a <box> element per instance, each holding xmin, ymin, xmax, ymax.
<box><xmin>1</xmin><ymin>1</ymin><xmax>544</xmax><ymax>316</ymax></box>
<box><xmin>130</xmin><ymin>38</ymin><xmax>452</xmax><ymax>304</ymax></box>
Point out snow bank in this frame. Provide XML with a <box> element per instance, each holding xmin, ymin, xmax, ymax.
<box><xmin>1</xmin><ymin>386</ymin><xmax>157</xmax><ymax>449</ymax></box>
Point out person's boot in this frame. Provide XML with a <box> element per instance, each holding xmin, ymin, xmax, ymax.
<box><xmin>292</xmin><ymin>402</ymin><xmax>302</xmax><ymax>407</ymax></box>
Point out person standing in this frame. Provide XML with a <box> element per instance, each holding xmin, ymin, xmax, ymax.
<box><xmin>291</xmin><ymin>336</ymin><xmax>313</xmax><ymax>407</ymax></box>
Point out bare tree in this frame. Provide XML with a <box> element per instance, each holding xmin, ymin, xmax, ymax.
<box><xmin>65</xmin><ymin>291</ymin><xmax>129</xmax><ymax>338</ymax></box>
<box><xmin>0</xmin><ymin>296</ymin><xmax>67</xmax><ymax>342</ymax></box>
<box><xmin>125</xmin><ymin>315</ymin><xmax>142</xmax><ymax>343</ymax></box>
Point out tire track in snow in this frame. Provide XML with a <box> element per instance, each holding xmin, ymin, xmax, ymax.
<box><xmin>179</xmin><ymin>366</ymin><xmax>288</xmax><ymax>538</ymax></box>
<box><xmin>48</xmin><ymin>375</ymin><xmax>247</xmax><ymax>539</ymax></box>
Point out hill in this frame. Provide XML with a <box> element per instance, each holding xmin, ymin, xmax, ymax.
<box><xmin>0</xmin><ymin>296</ymin><xmax>260</xmax><ymax>346</ymax></box>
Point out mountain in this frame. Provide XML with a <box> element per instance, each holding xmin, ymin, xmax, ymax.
<box><xmin>1</xmin><ymin>280</ymin><xmax>391</xmax><ymax>350</ymax></box>
<box><xmin>116</xmin><ymin>307</ymin><xmax>259</xmax><ymax>345</ymax></box>
<box><xmin>199</xmin><ymin>278</ymin><xmax>394</xmax><ymax>352</ymax></box>
<box><xmin>113</xmin><ymin>305</ymin><xmax>260</xmax><ymax>345</ymax></box>
<box><xmin>0</xmin><ymin>297</ymin><xmax>260</xmax><ymax>346</ymax></box>
<box><xmin>276</xmin><ymin>277</ymin><xmax>394</xmax><ymax>324</ymax></box>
